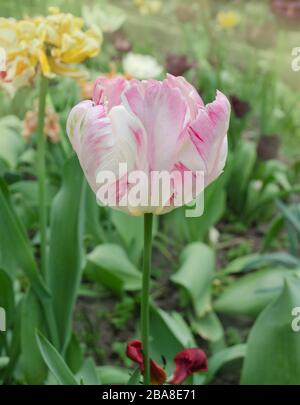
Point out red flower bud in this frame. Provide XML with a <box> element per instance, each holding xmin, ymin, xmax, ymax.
<box><xmin>166</xmin><ymin>54</ymin><xmax>196</xmax><ymax>77</ymax></box>
<box><xmin>126</xmin><ymin>340</ymin><xmax>167</xmax><ymax>384</ymax></box>
<box><xmin>230</xmin><ymin>95</ymin><xmax>251</xmax><ymax>119</ymax></box>
<box><xmin>168</xmin><ymin>348</ymin><xmax>208</xmax><ymax>385</ymax></box>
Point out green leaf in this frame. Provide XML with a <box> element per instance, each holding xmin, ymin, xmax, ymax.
<box><xmin>21</xmin><ymin>291</ymin><xmax>47</xmax><ymax>384</ymax></box>
<box><xmin>0</xmin><ymin>357</ymin><xmax>9</xmax><ymax>369</ymax></box>
<box><xmin>150</xmin><ymin>306</ymin><xmax>195</xmax><ymax>375</ymax></box>
<box><xmin>241</xmin><ymin>277</ymin><xmax>300</xmax><ymax>384</ymax></box>
<box><xmin>155</xmin><ymin>308</ymin><xmax>196</xmax><ymax>348</ymax></box>
<box><xmin>65</xmin><ymin>334</ymin><xmax>83</xmax><ymax>374</ymax></box>
<box><xmin>218</xmin><ymin>254</ymin><xmax>260</xmax><ymax>277</ymax></box>
<box><xmin>242</xmin><ymin>253</ymin><xmax>300</xmax><ymax>271</ymax></box>
<box><xmin>48</xmin><ymin>156</ymin><xmax>86</xmax><ymax>352</ymax></box>
<box><xmin>9</xmin><ymin>180</ymin><xmax>57</xmax><ymax>231</ymax></box>
<box><xmin>36</xmin><ymin>331</ymin><xmax>78</xmax><ymax>385</ymax></box>
<box><xmin>110</xmin><ymin>210</ymin><xmax>144</xmax><ymax>263</ymax></box>
<box><xmin>214</xmin><ymin>268</ymin><xmax>300</xmax><ymax>317</ymax></box>
<box><xmin>276</xmin><ymin>199</ymin><xmax>300</xmax><ymax>234</ymax></box>
<box><xmin>0</xmin><ymin>115</ymin><xmax>24</xmax><ymax>169</ymax></box>
<box><xmin>192</xmin><ymin>311</ymin><xmax>224</xmax><ymax>342</ymax></box>
<box><xmin>0</xmin><ymin>268</ymin><xmax>14</xmax><ymax>329</ymax></box>
<box><xmin>171</xmin><ymin>243</ymin><xmax>215</xmax><ymax>316</ymax></box>
<box><xmin>85</xmin><ymin>186</ymin><xmax>106</xmax><ymax>244</ymax></box>
<box><xmin>0</xmin><ymin>300</ymin><xmax>22</xmax><ymax>381</ymax></box>
<box><xmin>85</xmin><ymin>244</ymin><xmax>141</xmax><ymax>294</ymax></box>
<box><xmin>97</xmin><ymin>366</ymin><xmax>130</xmax><ymax>385</ymax></box>
<box><xmin>127</xmin><ymin>367</ymin><xmax>141</xmax><ymax>385</ymax></box>
<box><xmin>206</xmin><ymin>344</ymin><xmax>247</xmax><ymax>384</ymax></box>
<box><xmin>77</xmin><ymin>358</ymin><xmax>100</xmax><ymax>385</ymax></box>
<box><xmin>0</xmin><ymin>179</ymin><xmax>50</xmax><ymax>300</ymax></box>
<box><xmin>186</xmin><ymin>176</ymin><xmax>226</xmax><ymax>241</ymax></box>
<box><xmin>261</xmin><ymin>216</ymin><xmax>284</xmax><ymax>252</ymax></box>
<box><xmin>228</xmin><ymin>140</ymin><xmax>256</xmax><ymax>212</ymax></box>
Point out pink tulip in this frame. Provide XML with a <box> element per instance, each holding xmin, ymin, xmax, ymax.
<box><xmin>67</xmin><ymin>74</ymin><xmax>230</xmax><ymax>215</ymax></box>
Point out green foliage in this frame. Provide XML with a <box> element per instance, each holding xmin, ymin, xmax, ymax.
<box><xmin>0</xmin><ymin>179</ymin><xmax>50</xmax><ymax>299</ymax></box>
<box><xmin>171</xmin><ymin>243</ymin><xmax>215</xmax><ymax>317</ymax></box>
<box><xmin>85</xmin><ymin>244</ymin><xmax>142</xmax><ymax>294</ymax></box>
<box><xmin>0</xmin><ymin>269</ymin><xmax>14</xmax><ymax>329</ymax></box>
<box><xmin>214</xmin><ymin>267</ymin><xmax>300</xmax><ymax>317</ymax></box>
<box><xmin>36</xmin><ymin>331</ymin><xmax>78</xmax><ymax>385</ymax></box>
<box><xmin>1</xmin><ymin>0</ymin><xmax>300</xmax><ymax>387</ymax></box>
<box><xmin>21</xmin><ymin>291</ymin><xmax>47</xmax><ymax>384</ymax></box>
<box><xmin>241</xmin><ymin>278</ymin><xmax>300</xmax><ymax>384</ymax></box>
<box><xmin>0</xmin><ymin>116</ymin><xmax>24</xmax><ymax>169</ymax></box>
<box><xmin>48</xmin><ymin>156</ymin><xmax>86</xmax><ymax>352</ymax></box>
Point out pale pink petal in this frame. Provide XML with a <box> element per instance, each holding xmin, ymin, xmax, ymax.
<box><xmin>93</xmin><ymin>75</ymin><xmax>128</xmax><ymax>111</ymax></box>
<box><xmin>66</xmin><ymin>100</ymin><xmax>113</xmax><ymax>192</ymax></box>
<box><xmin>95</xmin><ymin>105</ymin><xmax>148</xmax><ymax>212</ymax></box>
<box><xmin>106</xmin><ymin>105</ymin><xmax>147</xmax><ymax>173</ymax></box>
<box><xmin>177</xmin><ymin>90</ymin><xmax>230</xmax><ymax>187</ymax></box>
<box><xmin>121</xmin><ymin>79</ymin><xmax>188</xmax><ymax>171</ymax></box>
<box><xmin>165</xmin><ymin>73</ymin><xmax>204</xmax><ymax>120</ymax></box>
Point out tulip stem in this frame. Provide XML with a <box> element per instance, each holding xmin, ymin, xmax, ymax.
<box><xmin>37</xmin><ymin>74</ymin><xmax>49</xmax><ymax>280</ymax></box>
<box><xmin>141</xmin><ymin>213</ymin><xmax>153</xmax><ymax>385</ymax></box>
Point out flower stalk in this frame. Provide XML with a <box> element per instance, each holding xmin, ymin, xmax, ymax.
<box><xmin>141</xmin><ymin>213</ymin><xmax>153</xmax><ymax>385</ymax></box>
<box><xmin>37</xmin><ymin>74</ymin><xmax>49</xmax><ymax>279</ymax></box>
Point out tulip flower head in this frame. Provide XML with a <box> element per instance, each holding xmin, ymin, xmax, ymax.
<box><xmin>168</xmin><ymin>348</ymin><xmax>208</xmax><ymax>384</ymax></box>
<box><xmin>230</xmin><ymin>95</ymin><xmax>251</xmax><ymax>119</ymax></box>
<box><xmin>126</xmin><ymin>340</ymin><xmax>167</xmax><ymax>384</ymax></box>
<box><xmin>166</xmin><ymin>54</ymin><xmax>196</xmax><ymax>77</ymax></box>
<box><xmin>126</xmin><ymin>340</ymin><xmax>208</xmax><ymax>385</ymax></box>
<box><xmin>67</xmin><ymin>74</ymin><xmax>230</xmax><ymax>216</ymax></box>
<box><xmin>0</xmin><ymin>7</ymin><xmax>101</xmax><ymax>94</ymax></box>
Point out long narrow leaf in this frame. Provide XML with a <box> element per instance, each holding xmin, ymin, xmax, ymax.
<box><xmin>36</xmin><ymin>331</ymin><xmax>78</xmax><ymax>385</ymax></box>
<box><xmin>48</xmin><ymin>156</ymin><xmax>86</xmax><ymax>352</ymax></box>
<box><xmin>0</xmin><ymin>179</ymin><xmax>50</xmax><ymax>300</ymax></box>
<box><xmin>276</xmin><ymin>199</ymin><xmax>300</xmax><ymax>234</ymax></box>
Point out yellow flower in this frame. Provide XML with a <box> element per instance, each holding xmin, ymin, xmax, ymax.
<box><xmin>0</xmin><ymin>7</ymin><xmax>102</xmax><ymax>94</ymax></box>
<box><xmin>217</xmin><ymin>11</ymin><xmax>240</xmax><ymax>29</ymax></box>
<box><xmin>133</xmin><ymin>0</ymin><xmax>162</xmax><ymax>16</ymax></box>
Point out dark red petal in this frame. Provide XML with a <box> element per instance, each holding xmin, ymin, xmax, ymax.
<box><xmin>150</xmin><ymin>360</ymin><xmax>167</xmax><ymax>385</ymax></box>
<box><xmin>126</xmin><ymin>340</ymin><xmax>167</xmax><ymax>384</ymax></box>
<box><xmin>169</xmin><ymin>348</ymin><xmax>208</xmax><ymax>385</ymax></box>
<box><xmin>126</xmin><ymin>340</ymin><xmax>144</xmax><ymax>371</ymax></box>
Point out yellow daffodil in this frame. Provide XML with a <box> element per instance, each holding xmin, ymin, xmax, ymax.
<box><xmin>0</xmin><ymin>7</ymin><xmax>102</xmax><ymax>94</ymax></box>
<box><xmin>217</xmin><ymin>11</ymin><xmax>240</xmax><ymax>29</ymax></box>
